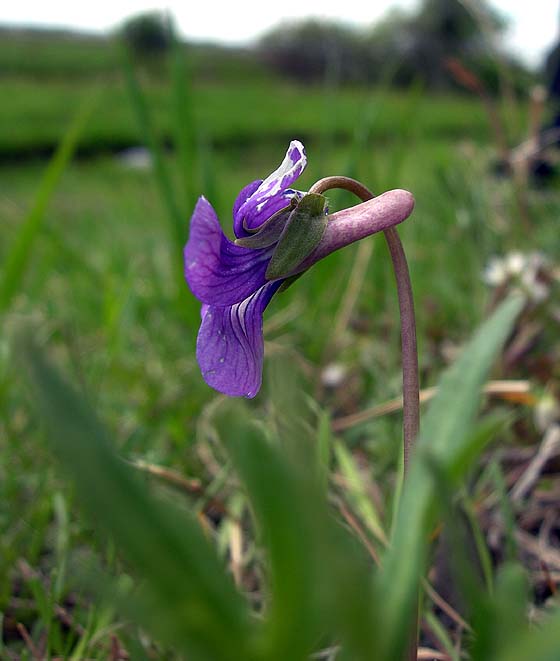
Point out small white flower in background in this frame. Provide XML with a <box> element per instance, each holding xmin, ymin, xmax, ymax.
<box><xmin>521</xmin><ymin>269</ymin><xmax>547</xmax><ymax>303</ymax></box>
<box><xmin>506</xmin><ymin>251</ymin><xmax>526</xmax><ymax>276</ymax></box>
<box><xmin>534</xmin><ymin>391</ymin><xmax>560</xmax><ymax>433</ymax></box>
<box><xmin>483</xmin><ymin>251</ymin><xmax>553</xmax><ymax>303</ymax></box>
<box><xmin>521</xmin><ymin>252</ymin><xmax>550</xmax><ymax>303</ymax></box>
<box><xmin>321</xmin><ymin>363</ymin><xmax>347</xmax><ymax>388</ymax></box>
<box><xmin>483</xmin><ymin>256</ymin><xmax>509</xmax><ymax>286</ymax></box>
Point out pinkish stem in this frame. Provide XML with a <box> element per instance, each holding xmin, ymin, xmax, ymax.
<box><xmin>309</xmin><ymin>176</ymin><xmax>420</xmax><ymax>660</ymax></box>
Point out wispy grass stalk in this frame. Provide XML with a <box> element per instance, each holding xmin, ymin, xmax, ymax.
<box><xmin>0</xmin><ymin>98</ymin><xmax>94</xmax><ymax>313</ymax></box>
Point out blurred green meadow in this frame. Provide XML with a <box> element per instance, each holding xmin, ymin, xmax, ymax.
<box><xmin>2</xmin><ymin>10</ymin><xmax>560</xmax><ymax>660</ymax></box>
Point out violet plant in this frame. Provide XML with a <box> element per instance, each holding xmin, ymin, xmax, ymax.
<box><xmin>185</xmin><ymin>140</ymin><xmax>421</xmax><ymax>659</ymax></box>
<box><xmin>184</xmin><ymin>141</ymin><xmax>416</xmax><ymax>413</ymax></box>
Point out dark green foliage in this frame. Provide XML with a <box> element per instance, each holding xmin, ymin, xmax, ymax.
<box><xmin>119</xmin><ymin>11</ymin><xmax>172</xmax><ymax>60</ymax></box>
<box><xmin>14</xmin><ymin>296</ymin><xmax>553</xmax><ymax>661</ymax></box>
<box><xmin>258</xmin><ymin>19</ymin><xmax>371</xmax><ymax>84</ymax></box>
<box><xmin>15</xmin><ymin>333</ymin><xmax>256</xmax><ymax>661</ymax></box>
<box><xmin>258</xmin><ymin>1</ymin><xmax>530</xmax><ymax>93</ymax></box>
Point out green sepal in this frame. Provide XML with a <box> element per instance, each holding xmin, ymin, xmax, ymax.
<box><xmin>277</xmin><ymin>271</ymin><xmax>305</xmax><ymax>293</ymax></box>
<box><xmin>265</xmin><ymin>194</ymin><xmax>328</xmax><ymax>281</ymax></box>
<box><xmin>234</xmin><ymin>200</ymin><xmax>295</xmax><ymax>249</ymax></box>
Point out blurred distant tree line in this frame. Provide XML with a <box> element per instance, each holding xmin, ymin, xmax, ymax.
<box><xmin>114</xmin><ymin>1</ymin><xmax>534</xmax><ymax>93</ymax></box>
<box><xmin>120</xmin><ymin>11</ymin><xmax>172</xmax><ymax>60</ymax></box>
<box><xmin>257</xmin><ymin>0</ymin><xmax>532</xmax><ymax>92</ymax></box>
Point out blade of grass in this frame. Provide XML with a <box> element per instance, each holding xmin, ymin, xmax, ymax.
<box><xmin>121</xmin><ymin>50</ymin><xmax>185</xmax><ymax>254</ymax></box>
<box><xmin>219</xmin><ymin>405</ymin><xmax>331</xmax><ymax>661</ymax></box>
<box><xmin>121</xmin><ymin>48</ymin><xmax>201</xmax><ymax>327</ymax></box>
<box><xmin>197</xmin><ymin>128</ymin><xmax>219</xmax><ymax>211</ymax></box>
<box><xmin>213</xmin><ymin>399</ymin><xmax>379</xmax><ymax>661</ymax></box>
<box><xmin>462</xmin><ymin>494</ymin><xmax>495</xmax><ymax>594</ymax></box>
<box><xmin>492</xmin><ymin>609</ymin><xmax>560</xmax><ymax>661</ymax></box>
<box><xmin>424</xmin><ymin>611</ymin><xmax>460</xmax><ymax>661</ymax></box>
<box><xmin>15</xmin><ymin>331</ymin><xmax>256</xmax><ymax>661</ymax></box>
<box><xmin>170</xmin><ymin>24</ymin><xmax>198</xmax><ymax>216</ymax></box>
<box><xmin>488</xmin><ymin>458</ymin><xmax>518</xmax><ymax>562</ymax></box>
<box><xmin>471</xmin><ymin>563</ymin><xmax>529</xmax><ymax>661</ymax></box>
<box><xmin>334</xmin><ymin>441</ymin><xmax>388</xmax><ymax>546</ymax></box>
<box><xmin>0</xmin><ymin>98</ymin><xmax>94</xmax><ymax>312</ymax></box>
<box><xmin>374</xmin><ymin>295</ymin><xmax>524</xmax><ymax>661</ymax></box>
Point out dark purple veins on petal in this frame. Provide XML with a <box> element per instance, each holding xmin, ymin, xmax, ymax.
<box><xmin>184</xmin><ymin>197</ymin><xmax>274</xmax><ymax>306</ymax></box>
<box><xmin>196</xmin><ymin>281</ymin><xmax>282</xmax><ymax>398</ymax></box>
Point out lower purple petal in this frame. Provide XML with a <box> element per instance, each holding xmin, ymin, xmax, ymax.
<box><xmin>196</xmin><ymin>281</ymin><xmax>282</xmax><ymax>398</ymax></box>
<box><xmin>184</xmin><ymin>197</ymin><xmax>274</xmax><ymax>306</ymax></box>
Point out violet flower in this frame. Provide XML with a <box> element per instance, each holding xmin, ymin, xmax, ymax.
<box><xmin>184</xmin><ymin>140</ymin><xmax>414</xmax><ymax>398</ymax></box>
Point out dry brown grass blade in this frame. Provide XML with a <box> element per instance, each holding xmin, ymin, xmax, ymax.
<box><xmin>130</xmin><ymin>459</ymin><xmax>203</xmax><ymax>495</ymax></box>
<box><xmin>510</xmin><ymin>425</ymin><xmax>560</xmax><ymax>503</ymax></box>
<box><xmin>417</xmin><ymin>647</ymin><xmax>452</xmax><ymax>660</ymax></box>
<box><xmin>331</xmin><ymin>240</ymin><xmax>374</xmax><ymax>351</ymax></box>
<box><xmin>332</xmin><ymin>380</ymin><xmax>532</xmax><ymax>432</ymax></box>
<box><xmin>421</xmin><ymin>579</ymin><xmax>471</xmax><ymax>633</ymax></box>
<box><xmin>335</xmin><ymin>496</ymin><xmax>382</xmax><ymax>566</ymax></box>
<box><xmin>131</xmin><ymin>459</ymin><xmax>235</xmax><ymax>525</ymax></box>
<box><xmin>229</xmin><ymin>516</ymin><xmax>244</xmax><ymax>588</ymax></box>
<box><xmin>516</xmin><ymin>529</ymin><xmax>560</xmax><ymax>571</ymax></box>
<box><xmin>444</xmin><ymin>56</ymin><xmax>508</xmax><ymax>161</ymax></box>
<box><xmin>16</xmin><ymin>622</ymin><xmax>42</xmax><ymax>660</ymax></box>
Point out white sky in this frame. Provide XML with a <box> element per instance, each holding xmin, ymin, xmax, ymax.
<box><xmin>1</xmin><ymin>1</ymin><xmax>558</xmax><ymax>66</ymax></box>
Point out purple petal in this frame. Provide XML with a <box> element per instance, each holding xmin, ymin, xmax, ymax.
<box><xmin>196</xmin><ymin>281</ymin><xmax>282</xmax><ymax>398</ymax></box>
<box><xmin>233</xmin><ymin>179</ymin><xmax>262</xmax><ymax>238</ymax></box>
<box><xmin>234</xmin><ymin>140</ymin><xmax>307</xmax><ymax>233</ymax></box>
<box><xmin>184</xmin><ymin>197</ymin><xmax>274</xmax><ymax>306</ymax></box>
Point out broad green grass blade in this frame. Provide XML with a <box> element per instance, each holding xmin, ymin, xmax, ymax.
<box><xmin>261</xmin><ymin>356</ymin><xmax>383</xmax><ymax>659</ymax></box>
<box><xmin>471</xmin><ymin>563</ymin><xmax>529</xmax><ymax>661</ymax></box>
<box><xmin>215</xmin><ymin>401</ymin><xmax>378</xmax><ymax>661</ymax></box>
<box><xmin>493</xmin><ymin>608</ymin><xmax>560</xmax><ymax>661</ymax></box>
<box><xmin>15</xmin><ymin>332</ymin><xmax>255</xmax><ymax>661</ymax></box>
<box><xmin>446</xmin><ymin>411</ymin><xmax>512</xmax><ymax>483</ymax></box>
<box><xmin>0</xmin><ymin>99</ymin><xmax>93</xmax><ymax>313</ymax></box>
<box><xmin>374</xmin><ymin>295</ymin><xmax>524</xmax><ymax>660</ymax></box>
<box><xmin>219</xmin><ymin>405</ymin><xmax>331</xmax><ymax>661</ymax></box>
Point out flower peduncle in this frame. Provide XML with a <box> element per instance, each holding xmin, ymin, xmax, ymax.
<box><xmin>309</xmin><ymin>175</ymin><xmax>420</xmax><ymax>661</ymax></box>
<box><xmin>309</xmin><ymin>176</ymin><xmax>418</xmax><ymax>466</ymax></box>
<box><xmin>296</xmin><ymin>189</ymin><xmax>415</xmax><ymax>275</ymax></box>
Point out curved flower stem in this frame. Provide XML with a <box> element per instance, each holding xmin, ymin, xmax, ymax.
<box><xmin>309</xmin><ymin>176</ymin><xmax>420</xmax><ymax>660</ymax></box>
<box><xmin>309</xmin><ymin>176</ymin><xmax>419</xmax><ymax>471</ymax></box>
